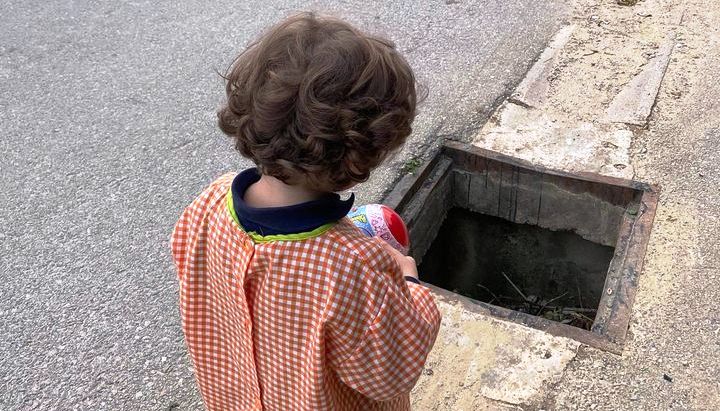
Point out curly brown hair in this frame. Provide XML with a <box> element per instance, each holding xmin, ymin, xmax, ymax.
<box><xmin>217</xmin><ymin>13</ymin><xmax>419</xmax><ymax>192</ymax></box>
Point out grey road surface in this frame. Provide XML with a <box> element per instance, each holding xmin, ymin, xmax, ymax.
<box><xmin>0</xmin><ymin>0</ymin><xmax>565</xmax><ymax>409</ymax></box>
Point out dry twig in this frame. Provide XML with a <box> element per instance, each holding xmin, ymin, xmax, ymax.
<box><xmin>501</xmin><ymin>271</ymin><xmax>529</xmax><ymax>302</ymax></box>
<box><xmin>475</xmin><ymin>284</ymin><xmax>501</xmax><ymax>305</ymax></box>
<box><xmin>534</xmin><ymin>292</ymin><xmax>569</xmax><ymax>315</ymax></box>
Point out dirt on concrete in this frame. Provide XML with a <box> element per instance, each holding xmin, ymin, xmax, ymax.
<box><xmin>537</xmin><ymin>0</ymin><xmax>720</xmax><ymax>409</ymax></box>
<box><xmin>411</xmin><ymin>287</ymin><xmax>580</xmax><ymax>410</ymax></box>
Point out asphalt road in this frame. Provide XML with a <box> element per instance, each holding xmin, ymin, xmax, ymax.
<box><xmin>0</xmin><ymin>0</ymin><xmax>565</xmax><ymax>409</ymax></box>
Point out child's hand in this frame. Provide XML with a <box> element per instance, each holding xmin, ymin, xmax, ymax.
<box><xmin>380</xmin><ymin>242</ymin><xmax>418</xmax><ymax>279</ymax></box>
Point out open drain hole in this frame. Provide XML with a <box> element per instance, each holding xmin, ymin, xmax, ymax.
<box><xmin>419</xmin><ymin>208</ymin><xmax>614</xmax><ymax>331</ymax></box>
<box><xmin>384</xmin><ymin>142</ymin><xmax>658</xmax><ymax>352</ymax></box>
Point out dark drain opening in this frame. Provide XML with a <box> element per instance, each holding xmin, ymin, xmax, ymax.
<box><xmin>383</xmin><ymin>142</ymin><xmax>659</xmax><ymax>352</ymax></box>
<box><xmin>419</xmin><ymin>208</ymin><xmax>615</xmax><ymax>330</ymax></box>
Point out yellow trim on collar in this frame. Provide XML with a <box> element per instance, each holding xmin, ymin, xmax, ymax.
<box><xmin>225</xmin><ymin>189</ymin><xmax>336</xmax><ymax>243</ymax></box>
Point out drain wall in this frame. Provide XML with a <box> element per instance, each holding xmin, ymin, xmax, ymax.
<box><xmin>452</xmin><ymin>168</ymin><xmax>629</xmax><ymax>247</ymax></box>
<box><xmin>404</xmin><ymin>156</ymin><xmax>637</xmax><ymax>264</ymax></box>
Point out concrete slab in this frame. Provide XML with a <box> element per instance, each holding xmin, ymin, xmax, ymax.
<box><xmin>412</xmin><ymin>287</ymin><xmax>580</xmax><ymax>409</ymax></box>
<box><xmin>511</xmin><ymin>25</ymin><xmax>576</xmax><ymax>109</ymax></box>
<box><xmin>472</xmin><ymin>102</ymin><xmax>634</xmax><ymax>179</ymax></box>
<box><xmin>604</xmin><ymin>36</ymin><xmax>677</xmax><ymax>126</ymax></box>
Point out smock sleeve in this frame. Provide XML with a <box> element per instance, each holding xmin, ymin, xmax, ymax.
<box><xmin>325</xmin><ymin>240</ymin><xmax>442</xmax><ymax>402</ymax></box>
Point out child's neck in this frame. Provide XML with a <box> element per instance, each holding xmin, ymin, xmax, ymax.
<box><xmin>244</xmin><ymin>174</ymin><xmax>326</xmax><ymax>208</ymax></box>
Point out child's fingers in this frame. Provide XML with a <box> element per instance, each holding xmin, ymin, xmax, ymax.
<box><xmin>380</xmin><ymin>241</ymin><xmax>419</xmax><ymax>279</ymax></box>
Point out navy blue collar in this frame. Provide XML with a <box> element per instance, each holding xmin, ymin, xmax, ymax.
<box><xmin>231</xmin><ymin>168</ymin><xmax>355</xmax><ymax>236</ymax></box>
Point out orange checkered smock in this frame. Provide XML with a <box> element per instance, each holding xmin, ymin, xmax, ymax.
<box><xmin>170</xmin><ymin>173</ymin><xmax>442</xmax><ymax>410</ymax></box>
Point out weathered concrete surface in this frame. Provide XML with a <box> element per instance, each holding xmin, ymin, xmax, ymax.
<box><xmin>474</xmin><ymin>102</ymin><xmax>634</xmax><ymax>178</ymax></box>
<box><xmin>454</xmin><ymin>0</ymin><xmax>719</xmax><ymax>409</ymax></box>
<box><xmin>473</xmin><ymin>0</ymin><xmax>684</xmax><ymax>181</ymax></box>
<box><xmin>541</xmin><ymin>0</ymin><xmax>720</xmax><ymax>409</ymax></box>
<box><xmin>412</xmin><ymin>286</ymin><xmax>580</xmax><ymax>409</ymax></box>
<box><xmin>511</xmin><ymin>25</ymin><xmax>576</xmax><ymax>109</ymax></box>
<box><xmin>604</xmin><ymin>36</ymin><xmax>677</xmax><ymax>126</ymax></box>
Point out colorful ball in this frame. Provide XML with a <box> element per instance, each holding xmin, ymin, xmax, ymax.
<box><xmin>347</xmin><ymin>204</ymin><xmax>410</xmax><ymax>255</ymax></box>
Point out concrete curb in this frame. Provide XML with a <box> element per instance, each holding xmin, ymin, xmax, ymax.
<box><xmin>510</xmin><ymin>25</ymin><xmax>576</xmax><ymax>109</ymax></box>
<box><xmin>604</xmin><ymin>35</ymin><xmax>677</xmax><ymax>126</ymax></box>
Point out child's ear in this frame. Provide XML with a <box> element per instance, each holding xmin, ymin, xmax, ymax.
<box><xmin>337</xmin><ymin>190</ymin><xmax>354</xmax><ymax>201</ymax></box>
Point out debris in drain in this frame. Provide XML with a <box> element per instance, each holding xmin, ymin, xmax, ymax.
<box><xmin>419</xmin><ymin>208</ymin><xmax>614</xmax><ymax>331</ymax></box>
<box><xmin>491</xmin><ymin>271</ymin><xmax>597</xmax><ymax>330</ymax></box>
<box><xmin>478</xmin><ymin>282</ymin><xmax>597</xmax><ymax>330</ymax></box>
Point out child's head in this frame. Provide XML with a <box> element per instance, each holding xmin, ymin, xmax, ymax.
<box><xmin>218</xmin><ymin>13</ymin><xmax>418</xmax><ymax>192</ymax></box>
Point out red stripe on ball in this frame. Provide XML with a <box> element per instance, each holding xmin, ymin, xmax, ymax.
<box><xmin>380</xmin><ymin>205</ymin><xmax>409</xmax><ymax>248</ymax></box>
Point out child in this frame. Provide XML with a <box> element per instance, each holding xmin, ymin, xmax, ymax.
<box><xmin>171</xmin><ymin>13</ymin><xmax>441</xmax><ymax>411</ymax></box>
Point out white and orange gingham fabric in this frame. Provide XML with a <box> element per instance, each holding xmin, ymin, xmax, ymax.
<box><xmin>170</xmin><ymin>173</ymin><xmax>442</xmax><ymax>410</ymax></box>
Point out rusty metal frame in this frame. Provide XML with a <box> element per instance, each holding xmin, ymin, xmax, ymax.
<box><xmin>383</xmin><ymin>140</ymin><xmax>659</xmax><ymax>354</ymax></box>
